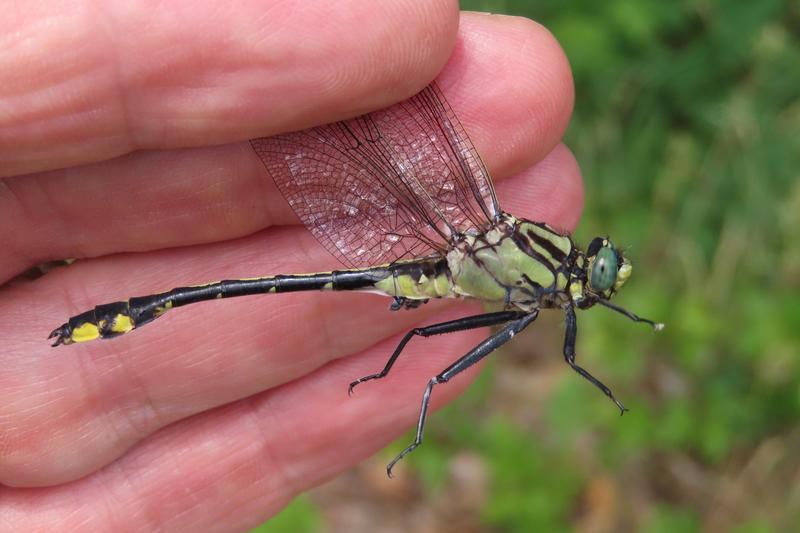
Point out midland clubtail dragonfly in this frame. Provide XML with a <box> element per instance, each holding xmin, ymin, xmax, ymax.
<box><xmin>49</xmin><ymin>83</ymin><xmax>663</xmax><ymax>476</ymax></box>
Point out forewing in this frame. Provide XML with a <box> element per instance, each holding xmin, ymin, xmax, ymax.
<box><xmin>251</xmin><ymin>83</ymin><xmax>499</xmax><ymax>268</ymax></box>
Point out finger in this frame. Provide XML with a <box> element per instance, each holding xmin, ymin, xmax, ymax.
<box><xmin>0</xmin><ymin>144</ymin><xmax>582</xmax><ymax>486</ymax></box>
<box><xmin>1</xmin><ymin>0</ymin><xmax>460</xmax><ymax>176</ymax></box>
<box><xmin>0</xmin><ymin>306</ymin><xmax>493</xmax><ymax>530</ymax></box>
<box><xmin>499</xmin><ymin>143</ymin><xmax>584</xmax><ymax>232</ymax></box>
<box><xmin>1</xmin><ymin>12</ymin><xmax>574</xmax><ymax>280</ymax></box>
<box><xmin>440</xmin><ymin>12</ymin><xmax>574</xmax><ymax>176</ymax></box>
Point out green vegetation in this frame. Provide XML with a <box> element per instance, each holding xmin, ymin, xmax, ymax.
<box><xmin>267</xmin><ymin>1</ymin><xmax>799</xmax><ymax>530</ymax></box>
<box><xmin>250</xmin><ymin>496</ymin><xmax>321</xmax><ymax>533</ymax></box>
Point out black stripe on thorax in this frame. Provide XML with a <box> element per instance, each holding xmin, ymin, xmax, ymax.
<box><xmin>509</xmin><ymin>228</ymin><xmax>557</xmax><ymax>277</ymax></box>
<box><xmin>526</xmin><ymin>226</ymin><xmax>568</xmax><ymax>263</ymax></box>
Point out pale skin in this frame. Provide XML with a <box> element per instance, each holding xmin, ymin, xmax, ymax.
<box><xmin>0</xmin><ymin>1</ymin><xmax>584</xmax><ymax>530</ymax></box>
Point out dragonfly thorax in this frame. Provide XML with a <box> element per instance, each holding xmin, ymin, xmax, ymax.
<box><xmin>445</xmin><ymin>214</ymin><xmax>635</xmax><ymax>314</ymax></box>
<box><xmin>447</xmin><ymin>213</ymin><xmax>578</xmax><ymax>312</ymax></box>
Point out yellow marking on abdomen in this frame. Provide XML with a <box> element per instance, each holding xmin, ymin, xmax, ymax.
<box><xmin>110</xmin><ymin>314</ymin><xmax>134</xmax><ymax>334</ymax></box>
<box><xmin>71</xmin><ymin>322</ymin><xmax>100</xmax><ymax>343</ymax></box>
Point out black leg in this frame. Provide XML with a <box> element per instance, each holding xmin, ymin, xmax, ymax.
<box><xmin>386</xmin><ymin>310</ymin><xmax>539</xmax><ymax>477</ymax></box>
<box><xmin>563</xmin><ymin>304</ymin><xmax>627</xmax><ymax>414</ymax></box>
<box><xmin>390</xmin><ymin>296</ymin><xmax>429</xmax><ymax>310</ymax></box>
<box><xmin>348</xmin><ymin>310</ymin><xmax>525</xmax><ymax>395</ymax></box>
<box><xmin>595</xmin><ymin>298</ymin><xmax>665</xmax><ymax>331</ymax></box>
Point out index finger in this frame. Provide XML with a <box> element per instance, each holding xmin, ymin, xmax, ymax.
<box><xmin>0</xmin><ymin>13</ymin><xmax>575</xmax><ymax>282</ymax></box>
<box><xmin>0</xmin><ymin>0</ymin><xmax>459</xmax><ymax>176</ymax></box>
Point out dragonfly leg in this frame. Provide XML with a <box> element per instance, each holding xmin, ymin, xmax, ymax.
<box><xmin>385</xmin><ymin>310</ymin><xmax>538</xmax><ymax>477</ymax></box>
<box><xmin>390</xmin><ymin>297</ymin><xmax>429</xmax><ymax>311</ymax></box>
<box><xmin>348</xmin><ymin>311</ymin><xmax>524</xmax><ymax>396</ymax></box>
<box><xmin>563</xmin><ymin>304</ymin><xmax>628</xmax><ymax>414</ymax></box>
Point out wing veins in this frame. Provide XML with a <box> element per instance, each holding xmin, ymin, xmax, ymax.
<box><xmin>250</xmin><ymin>82</ymin><xmax>500</xmax><ymax>268</ymax></box>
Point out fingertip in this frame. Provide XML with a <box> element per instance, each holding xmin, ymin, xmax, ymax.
<box><xmin>341</xmin><ymin>0</ymin><xmax>460</xmax><ymax>112</ymax></box>
<box><xmin>442</xmin><ymin>12</ymin><xmax>575</xmax><ymax>176</ymax></box>
<box><xmin>496</xmin><ymin>143</ymin><xmax>584</xmax><ymax>232</ymax></box>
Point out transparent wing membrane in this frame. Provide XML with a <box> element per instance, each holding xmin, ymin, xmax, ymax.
<box><xmin>251</xmin><ymin>83</ymin><xmax>499</xmax><ymax>268</ymax></box>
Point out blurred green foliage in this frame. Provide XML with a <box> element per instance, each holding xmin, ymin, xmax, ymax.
<box><xmin>251</xmin><ymin>496</ymin><xmax>321</xmax><ymax>533</ymax></box>
<box><xmin>265</xmin><ymin>0</ymin><xmax>799</xmax><ymax>530</ymax></box>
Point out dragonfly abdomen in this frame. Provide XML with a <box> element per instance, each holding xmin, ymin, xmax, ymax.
<box><xmin>371</xmin><ymin>258</ymin><xmax>453</xmax><ymax>301</ymax></box>
<box><xmin>49</xmin><ymin>260</ymin><xmax>453</xmax><ymax>347</ymax></box>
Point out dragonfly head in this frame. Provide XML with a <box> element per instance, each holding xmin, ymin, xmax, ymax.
<box><xmin>584</xmin><ymin>237</ymin><xmax>631</xmax><ymax>300</ymax></box>
<box><xmin>581</xmin><ymin>237</ymin><xmax>664</xmax><ymax>331</ymax></box>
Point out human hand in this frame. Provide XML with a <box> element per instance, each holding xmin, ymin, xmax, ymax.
<box><xmin>0</xmin><ymin>2</ymin><xmax>581</xmax><ymax>530</ymax></box>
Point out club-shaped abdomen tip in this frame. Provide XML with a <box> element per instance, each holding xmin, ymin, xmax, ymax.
<box><xmin>48</xmin><ymin>325</ymin><xmax>69</xmax><ymax>347</ymax></box>
<box><xmin>654</xmin><ymin>322</ymin><xmax>665</xmax><ymax>331</ymax></box>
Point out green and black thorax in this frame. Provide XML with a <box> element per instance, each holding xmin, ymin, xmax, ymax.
<box><xmin>444</xmin><ymin>212</ymin><xmax>632</xmax><ymax>314</ymax></box>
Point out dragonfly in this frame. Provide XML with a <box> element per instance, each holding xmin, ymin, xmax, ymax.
<box><xmin>49</xmin><ymin>83</ymin><xmax>663</xmax><ymax>477</ymax></box>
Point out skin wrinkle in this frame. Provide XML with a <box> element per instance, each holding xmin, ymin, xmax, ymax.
<box><xmin>250</xmin><ymin>300</ymin><xmax>318</xmax><ymax>377</ymax></box>
<box><xmin>244</xmin><ymin>1</ymin><xmax>448</xmax><ymax>138</ymax></box>
<box><xmin>263</xmin><ymin>291</ymin><xmax>348</xmax><ymax>373</ymax></box>
<box><xmin>0</xmin><ymin>10</ymin><xmax>86</xmax><ymax>113</ymax></box>
<box><xmin>67</xmin><ymin>347</ymin><xmax>136</xmax><ymax>482</ymax></box>
<box><xmin>514</xmin><ymin>29</ymin><xmax>553</xmax><ymax>151</ymax></box>
<box><xmin>217</xmin><ymin>439</ymin><xmax>287</xmax><ymax>530</ymax></box>
<box><xmin>145</xmin><ymin>439</ymin><xmax>213</xmax><ymax>530</ymax></box>
<box><xmin>128</xmin><ymin>150</ymin><xmax>234</xmax><ymax>233</ymax></box>
<box><xmin>1</xmin><ymin>377</ymin><xmax>68</xmax><ymax>432</ymax></box>
<box><xmin>46</xmin><ymin>286</ymin><xmax>107</xmax><ymax>440</ymax></box>
<box><xmin>46</xmin><ymin>344</ymin><xmax>122</xmax><ymax>455</ymax></box>
<box><xmin>350</xmin><ymin>2</ymin><xmax>449</xmax><ymax>104</ymax></box>
<box><xmin>90</xmin><ymin>458</ymin><xmax>143</xmax><ymax>532</ymax></box>
<box><xmin>130</xmin><ymin>452</ymin><xmax>187</xmax><ymax>531</ymax></box>
<box><xmin>95</xmin><ymin>1</ymin><xmax>140</xmax><ymax>154</ymax></box>
<box><xmin>102</xmin><ymin>435</ymin><xmax>175</xmax><ymax>530</ymax></box>
<box><xmin>325</xmin><ymin>1</ymin><xmax>454</xmax><ymax>117</ymax></box>
<box><xmin>62</xmin><ymin>491</ymin><xmax>97</xmax><ymax>531</ymax></box>
<box><xmin>242</xmin><ymin>395</ymin><xmax>295</xmax><ymax>510</ymax></box>
<box><xmin>12</xmin><ymin>10</ymin><xmax>123</xmax><ymax>169</ymax></box>
<box><xmin>239</xmin><ymin>142</ymin><xmax>278</xmax><ymax>229</ymax></box>
<box><xmin>228</xmin><ymin>444</ymin><xmax>282</xmax><ymax>510</ymax></box>
<box><xmin>307</xmin><ymin>295</ymin><xmax>344</xmax><ymax>370</ymax></box>
<box><xmin>108</xmin><ymin>347</ymin><xmax>168</xmax><ymax>443</ymax></box>
<box><xmin>513</xmin><ymin>22</ymin><xmax>572</xmax><ymax>166</ymax></box>
<box><xmin>0</xmin><ymin>181</ymin><xmax>31</xmax><ymax>282</ymax></box>
<box><xmin>127</xmin><ymin>401</ymin><xmax>290</xmax><ymax>531</ymax></box>
<box><xmin>250</xmin><ymin>382</ymin><xmax>338</xmax><ymax>498</ymax></box>
<box><xmin>546</xmin><ymin>147</ymin><xmax>583</xmax><ymax>231</ymax></box>
<box><xmin>26</xmin><ymin>173</ymin><xmax>82</xmax><ymax>261</ymax></box>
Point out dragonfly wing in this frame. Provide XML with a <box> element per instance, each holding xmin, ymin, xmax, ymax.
<box><xmin>251</xmin><ymin>83</ymin><xmax>499</xmax><ymax>268</ymax></box>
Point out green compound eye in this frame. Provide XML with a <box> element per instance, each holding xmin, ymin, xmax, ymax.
<box><xmin>590</xmin><ymin>246</ymin><xmax>618</xmax><ymax>292</ymax></box>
